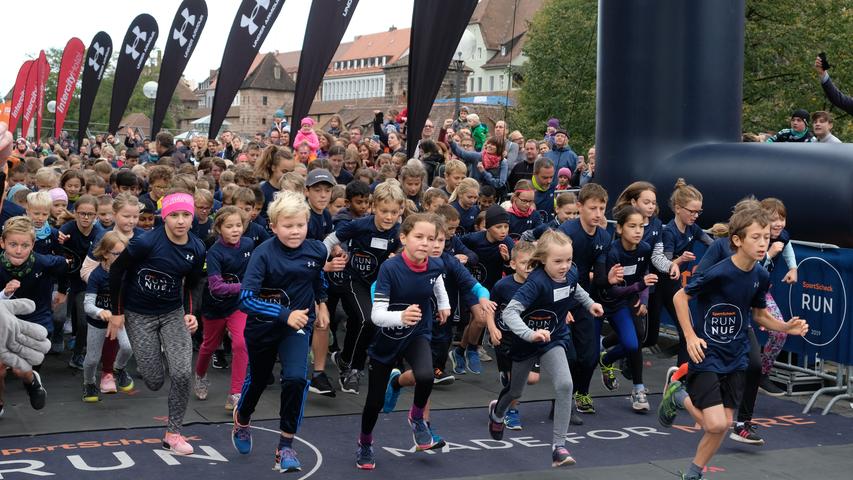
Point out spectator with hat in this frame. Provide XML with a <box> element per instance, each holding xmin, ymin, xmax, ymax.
<box><xmin>294</xmin><ymin>117</ymin><xmax>320</xmax><ymax>156</ymax></box>
<box><xmin>544</xmin><ymin>128</ymin><xmax>580</xmax><ymax>188</ymax></box>
<box><xmin>266</xmin><ymin>109</ymin><xmax>290</xmax><ymax>138</ymax></box>
<box><xmin>544</xmin><ymin>117</ymin><xmax>560</xmax><ymax>149</ymax></box>
<box><xmin>766</xmin><ymin>109</ymin><xmax>815</xmax><ymax>143</ymax></box>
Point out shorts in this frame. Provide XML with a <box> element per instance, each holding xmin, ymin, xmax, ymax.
<box><xmin>495</xmin><ymin>343</ymin><xmax>512</xmax><ymax>373</ymax></box>
<box><xmin>685</xmin><ymin>370</ymin><xmax>745</xmax><ymax>410</ymax></box>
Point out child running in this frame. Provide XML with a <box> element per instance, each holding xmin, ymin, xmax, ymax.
<box><xmin>355</xmin><ymin>213</ymin><xmax>451</xmax><ymax>470</ymax></box>
<box><xmin>657</xmin><ymin>206</ymin><xmax>808</xmax><ymax>480</ymax></box>
<box><xmin>194</xmin><ymin>206</ymin><xmax>253</xmax><ymax>411</ymax></box>
<box><xmin>231</xmin><ymin>191</ymin><xmax>330</xmax><ymax>473</ymax></box>
<box><xmin>487</xmin><ymin>230</ymin><xmax>603</xmax><ymax>468</ymax></box>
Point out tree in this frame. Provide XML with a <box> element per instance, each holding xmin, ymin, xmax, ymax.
<box><xmin>512</xmin><ymin>0</ymin><xmax>853</xmax><ymax>148</ymax></box>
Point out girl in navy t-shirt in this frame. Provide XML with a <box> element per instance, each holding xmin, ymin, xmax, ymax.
<box><xmin>194</xmin><ymin>206</ymin><xmax>253</xmax><ymax>411</ymax></box>
<box><xmin>355</xmin><ymin>213</ymin><xmax>451</xmax><ymax>470</ymax></box>
<box><xmin>597</xmin><ymin>206</ymin><xmax>658</xmax><ymax>412</ymax></box>
<box><xmin>449</xmin><ymin>178</ymin><xmax>480</xmax><ymax>235</ymax></box>
<box><xmin>487</xmin><ymin>230</ymin><xmax>602</xmax><ymax>468</ymax></box>
<box><xmin>108</xmin><ymin>192</ymin><xmax>205</xmax><ymax>456</ymax></box>
<box><xmin>506</xmin><ymin>180</ymin><xmax>542</xmax><ymax>241</ymax></box>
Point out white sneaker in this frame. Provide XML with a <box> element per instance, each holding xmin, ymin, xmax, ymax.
<box><xmin>663</xmin><ymin>366</ymin><xmax>678</xmax><ymax>392</ymax></box>
<box><xmin>225</xmin><ymin>393</ymin><xmax>241</xmax><ymax>411</ymax></box>
<box><xmin>194</xmin><ymin>374</ymin><xmax>210</xmax><ymax>401</ymax></box>
<box><xmin>63</xmin><ymin>319</ymin><xmax>73</xmax><ymax>334</ymax></box>
<box><xmin>478</xmin><ymin>346</ymin><xmax>493</xmax><ymax>362</ymax></box>
<box><xmin>631</xmin><ymin>389</ymin><xmax>650</xmax><ymax>412</ymax></box>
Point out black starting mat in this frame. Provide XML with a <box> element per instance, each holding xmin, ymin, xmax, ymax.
<box><xmin>0</xmin><ymin>394</ymin><xmax>850</xmax><ymax>479</ymax></box>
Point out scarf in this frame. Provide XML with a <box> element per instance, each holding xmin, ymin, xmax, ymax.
<box><xmin>508</xmin><ymin>203</ymin><xmax>533</xmax><ymax>218</ymax></box>
<box><xmin>35</xmin><ymin>222</ymin><xmax>52</xmax><ymax>241</ymax></box>
<box><xmin>1</xmin><ymin>252</ymin><xmax>35</xmax><ymax>279</ymax></box>
<box><xmin>402</xmin><ymin>250</ymin><xmax>428</xmax><ymax>272</ymax></box>
<box><xmin>531</xmin><ymin>175</ymin><xmax>549</xmax><ymax>192</ymax></box>
<box><xmin>482</xmin><ymin>151</ymin><xmax>501</xmax><ymax>170</ymax></box>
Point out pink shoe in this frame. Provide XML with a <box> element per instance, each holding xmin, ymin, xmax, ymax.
<box><xmin>100</xmin><ymin>373</ymin><xmax>117</xmax><ymax>394</ymax></box>
<box><xmin>163</xmin><ymin>432</ymin><xmax>194</xmax><ymax>455</ymax></box>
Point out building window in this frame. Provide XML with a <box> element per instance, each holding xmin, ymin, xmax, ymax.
<box><xmin>469</xmin><ymin>77</ymin><xmax>474</xmax><ymax>92</ymax></box>
<box><xmin>262</xmin><ymin>118</ymin><xmax>266</xmax><ymax>125</ymax></box>
<box><xmin>478</xmin><ymin>47</ymin><xmax>482</xmax><ymax>59</ymax></box>
<box><xmin>262</xmin><ymin>96</ymin><xmax>268</xmax><ymax>106</ymax></box>
<box><xmin>499</xmin><ymin>75</ymin><xmax>504</xmax><ymax>89</ymax></box>
<box><xmin>489</xmin><ymin>76</ymin><xmax>494</xmax><ymax>91</ymax></box>
<box><xmin>477</xmin><ymin>77</ymin><xmax>482</xmax><ymax>91</ymax></box>
<box><xmin>501</xmin><ymin>45</ymin><xmax>506</xmax><ymax>56</ymax></box>
<box><xmin>274</xmin><ymin>66</ymin><xmax>281</xmax><ymax>80</ymax></box>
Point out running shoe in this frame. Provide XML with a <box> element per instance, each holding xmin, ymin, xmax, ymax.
<box><xmin>163</xmin><ymin>432</ymin><xmax>194</xmax><ymax>456</ymax></box>
<box><xmin>680</xmin><ymin>472</ymin><xmax>702</xmax><ymax>480</ymax></box>
<box><xmin>631</xmin><ymin>388</ymin><xmax>650</xmax><ymax>412</ymax></box>
<box><xmin>488</xmin><ymin>400</ymin><xmax>505</xmax><ymax>441</ymax></box>
<box><xmin>450</xmin><ymin>348</ymin><xmax>466</xmax><ymax>375</ymax></box>
<box><xmin>570</xmin><ymin>410</ymin><xmax>584</xmax><ymax>426</ymax></box>
<box><xmin>664</xmin><ymin>365</ymin><xmax>678</xmax><ymax>392</ymax></box>
<box><xmin>383</xmin><ymin>369</ymin><xmax>402</xmax><ymax>413</ymax></box>
<box><xmin>574</xmin><ymin>392</ymin><xmax>595</xmax><ymax>414</ymax></box>
<box><xmin>68</xmin><ymin>353</ymin><xmax>84</xmax><ymax>370</ymax></box>
<box><xmin>599</xmin><ymin>351</ymin><xmax>620</xmax><ymax>391</ymax></box>
<box><xmin>409</xmin><ymin>416</ymin><xmax>435</xmax><ymax>450</ymax></box>
<box><xmin>504</xmin><ymin>408</ymin><xmax>523</xmax><ymax>430</ymax></box>
<box><xmin>25</xmin><ymin>371</ymin><xmax>46</xmax><ymax>410</ymax></box>
<box><xmin>225</xmin><ymin>393</ymin><xmax>241</xmax><ymax>411</ymax></box>
<box><xmin>433</xmin><ymin>368</ymin><xmax>455</xmax><ymax>385</ymax></box>
<box><xmin>115</xmin><ymin>368</ymin><xmax>134</xmax><ymax>392</ymax></box>
<box><xmin>309</xmin><ymin>372</ymin><xmax>336</xmax><ymax>397</ymax></box>
<box><xmin>730</xmin><ymin>422</ymin><xmax>765</xmax><ymax>446</ymax></box>
<box><xmin>275</xmin><ymin>447</ymin><xmax>301</xmax><ymax>472</ymax></box>
<box><xmin>356</xmin><ymin>442</ymin><xmax>375</xmax><ymax>470</ymax></box>
<box><xmin>340</xmin><ymin>369</ymin><xmax>360</xmax><ymax>395</ymax></box>
<box><xmin>759</xmin><ymin>375</ymin><xmax>785</xmax><ymax>396</ymax></box>
<box><xmin>330</xmin><ymin>351</ymin><xmax>343</xmax><ymax>371</ymax></box>
<box><xmin>658</xmin><ymin>380</ymin><xmax>684</xmax><ymax>428</ymax></box>
<box><xmin>231</xmin><ymin>407</ymin><xmax>253</xmax><ymax>454</ymax></box>
<box><xmin>428</xmin><ymin>424</ymin><xmax>446</xmax><ymax>450</ymax></box>
<box><xmin>551</xmin><ymin>446</ymin><xmax>576</xmax><ymax>467</ymax></box>
<box><xmin>465</xmin><ymin>348</ymin><xmax>482</xmax><ymax>374</ymax></box>
<box><xmin>83</xmin><ymin>383</ymin><xmax>100</xmax><ymax>403</ymax></box>
<box><xmin>212</xmin><ymin>350</ymin><xmax>229</xmax><ymax>369</ymax></box>
<box><xmin>100</xmin><ymin>373</ymin><xmax>117</xmax><ymax>394</ymax></box>
<box><xmin>478</xmin><ymin>346</ymin><xmax>493</xmax><ymax>362</ymax></box>
<box><xmin>194</xmin><ymin>374</ymin><xmax>210</xmax><ymax>400</ymax></box>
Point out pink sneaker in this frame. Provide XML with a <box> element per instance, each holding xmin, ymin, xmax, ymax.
<box><xmin>100</xmin><ymin>373</ymin><xmax>117</xmax><ymax>394</ymax></box>
<box><xmin>163</xmin><ymin>432</ymin><xmax>194</xmax><ymax>455</ymax></box>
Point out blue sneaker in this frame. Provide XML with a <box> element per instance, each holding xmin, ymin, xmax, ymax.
<box><xmin>504</xmin><ymin>408</ymin><xmax>523</xmax><ymax>430</ymax></box>
<box><xmin>383</xmin><ymin>369</ymin><xmax>402</xmax><ymax>413</ymax></box>
<box><xmin>275</xmin><ymin>447</ymin><xmax>301</xmax><ymax>473</ymax></box>
<box><xmin>450</xmin><ymin>348</ymin><xmax>466</xmax><ymax>375</ymax></box>
<box><xmin>428</xmin><ymin>424</ymin><xmax>446</xmax><ymax>450</ymax></box>
<box><xmin>231</xmin><ymin>408</ymin><xmax>252</xmax><ymax>454</ymax></box>
<box><xmin>356</xmin><ymin>442</ymin><xmax>375</xmax><ymax>470</ymax></box>
<box><xmin>409</xmin><ymin>416</ymin><xmax>435</xmax><ymax>451</ymax></box>
<box><xmin>465</xmin><ymin>348</ymin><xmax>482</xmax><ymax>375</ymax></box>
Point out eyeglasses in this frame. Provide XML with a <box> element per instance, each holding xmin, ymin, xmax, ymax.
<box><xmin>424</xmin><ymin>124</ymin><xmax>434</xmax><ymax>129</ymax></box>
<box><xmin>682</xmin><ymin>207</ymin><xmax>703</xmax><ymax>217</ymax></box>
<box><xmin>77</xmin><ymin>212</ymin><xmax>96</xmax><ymax>218</ymax></box>
<box><xmin>515</xmin><ymin>198</ymin><xmax>533</xmax><ymax>205</ymax></box>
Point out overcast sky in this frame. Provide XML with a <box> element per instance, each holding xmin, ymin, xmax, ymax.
<box><xmin>2</xmin><ymin>0</ymin><xmax>415</xmax><ymax>93</ymax></box>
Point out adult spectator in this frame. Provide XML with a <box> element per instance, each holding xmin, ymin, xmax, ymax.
<box><xmin>508</xmin><ymin>139</ymin><xmax>538</xmax><ymax>190</ymax></box>
<box><xmin>815</xmin><ymin>55</ymin><xmax>853</xmax><ymax>115</ymax></box>
<box><xmin>811</xmin><ymin>111</ymin><xmax>842</xmax><ymax>143</ymax></box>
<box><xmin>544</xmin><ymin>128</ymin><xmax>579</xmax><ymax>187</ymax></box>
<box><xmin>155</xmin><ymin>132</ymin><xmax>180</xmax><ymax>164</ymax></box>
<box><xmin>506</xmin><ymin>130</ymin><xmax>525</xmax><ymax>171</ymax></box>
<box><xmin>266</xmin><ymin>109</ymin><xmax>289</xmax><ymax>138</ymax></box>
<box><xmin>467</xmin><ymin>113</ymin><xmax>488</xmax><ymax>151</ymax></box>
<box><xmin>349</xmin><ymin>125</ymin><xmax>363</xmax><ymax>145</ymax></box>
<box><xmin>532</xmin><ymin>156</ymin><xmax>556</xmax><ymax>221</ymax></box>
<box><xmin>449</xmin><ymin>135</ymin><xmax>508</xmax><ymax>193</ymax></box>
<box><xmin>766</xmin><ymin>109</ymin><xmax>815</xmax><ymax>143</ymax></box>
<box><xmin>268</xmin><ymin>129</ymin><xmax>284</xmax><ymax>146</ymax></box>
<box><xmin>544</xmin><ymin>117</ymin><xmax>560</xmax><ymax>148</ymax></box>
<box><xmin>219</xmin><ymin>130</ymin><xmax>235</xmax><ymax>160</ymax></box>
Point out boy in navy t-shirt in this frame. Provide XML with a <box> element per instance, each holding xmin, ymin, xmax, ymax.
<box><xmin>658</xmin><ymin>207</ymin><xmax>808</xmax><ymax>480</ymax></box>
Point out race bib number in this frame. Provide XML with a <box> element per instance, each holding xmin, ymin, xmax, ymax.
<box><xmin>622</xmin><ymin>264</ymin><xmax>637</xmax><ymax>276</ymax></box>
<box><xmin>370</xmin><ymin>237</ymin><xmax>389</xmax><ymax>250</ymax></box>
<box><xmin>553</xmin><ymin>286</ymin><xmax>573</xmax><ymax>302</ymax></box>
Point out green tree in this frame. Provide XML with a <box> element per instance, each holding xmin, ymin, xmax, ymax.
<box><xmin>513</xmin><ymin>0</ymin><xmax>853</xmax><ymax>148</ymax></box>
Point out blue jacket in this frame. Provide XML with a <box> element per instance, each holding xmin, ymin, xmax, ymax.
<box><xmin>545</xmin><ymin>146</ymin><xmax>579</xmax><ymax>187</ymax></box>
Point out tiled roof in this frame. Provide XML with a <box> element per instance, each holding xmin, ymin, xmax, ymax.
<box><xmin>241</xmin><ymin>52</ymin><xmax>296</xmax><ymax>91</ymax></box>
<box><xmin>470</xmin><ymin>0</ymin><xmax>543</xmax><ymax>50</ymax></box>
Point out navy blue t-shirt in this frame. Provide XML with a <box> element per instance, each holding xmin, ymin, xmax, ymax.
<box><xmin>557</xmin><ymin>219</ymin><xmax>611</xmax><ymax>290</ymax></box>
<box><xmin>88</xmin><ymin>226</ymin><xmax>146</xmax><ymax>259</ymax></box>
<box><xmin>59</xmin><ymin>222</ymin><xmax>104</xmax><ymax>293</ymax></box>
<box><xmin>508</xmin><ymin>211</ymin><xmax>542</xmax><ymax>241</ymax></box>
<box><xmin>461</xmin><ymin>231</ymin><xmax>514</xmax><ymax>289</ymax></box>
<box><xmin>508</xmin><ymin>266</ymin><xmax>580</xmax><ymax>362</ymax></box>
<box><xmin>684</xmin><ymin>258</ymin><xmax>770</xmax><ymax>373</ymax></box>
<box><xmin>86</xmin><ymin>265</ymin><xmax>112</xmax><ymax>329</ymax></box>
<box><xmin>599</xmin><ymin>239</ymin><xmax>652</xmax><ymax>312</ymax></box>
<box><xmin>0</xmin><ymin>253</ymin><xmax>67</xmax><ymax>331</ymax></box>
<box><xmin>451</xmin><ymin>200</ymin><xmax>479</xmax><ymax>235</ymax></box>
<box><xmin>120</xmin><ymin>227</ymin><xmax>206</xmax><ymax>315</ymax></box>
<box><xmin>245</xmin><ymin>220</ymin><xmax>271</xmax><ymax>246</ymax></box>
<box><xmin>260</xmin><ymin>181</ymin><xmax>279</xmax><ymax>220</ymax></box>
<box><xmin>492</xmin><ymin>274</ymin><xmax>524</xmax><ymax>348</ymax></box>
<box><xmin>444</xmin><ymin>235</ymin><xmax>479</xmax><ymax>265</ymax></box>
<box><xmin>34</xmin><ymin>227</ymin><xmax>61</xmax><ymax>256</ymax></box>
<box><xmin>438</xmin><ymin>251</ymin><xmax>479</xmax><ymax>321</ymax></box>
<box><xmin>407</xmin><ymin>194</ymin><xmax>422</xmax><ymax>212</ymax></box>
<box><xmin>662</xmin><ymin>220</ymin><xmax>710</xmax><ymax>272</ymax></box>
<box><xmin>643</xmin><ymin>216</ymin><xmax>663</xmax><ymax>247</ymax></box>
<box><xmin>696</xmin><ymin>237</ymin><xmax>732</xmax><ymax>274</ymax></box>
<box><xmin>203</xmin><ymin>237</ymin><xmax>254</xmax><ymax>319</ymax></box>
<box><xmin>335</xmin><ymin>169</ymin><xmax>354</xmax><ymax>186</ymax></box>
<box><xmin>240</xmin><ymin>238</ymin><xmax>327</xmax><ymax>342</ymax></box>
<box><xmin>369</xmin><ymin>255</ymin><xmax>446</xmax><ymax>365</ymax></box>
<box><xmin>534</xmin><ymin>188</ymin><xmax>555</xmax><ymax>222</ymax></box>
<box><xmin>308</xmin><ymin>209</ymin><xmax>333</xmax><ymax>241</ymax></box>
<box><xmin>333</xmin><ymin>216</ymin><xmax>400</xmax><ymax>284</ymax></box>
<box><xmin>0</xmin><ymin>201</ymin><xmax>26</xmax><ymax>230</ymax></box>
<box><xmin>767</xmin><ymin>229</ymin><xmax>792</xmax><ymax>272</ymax></box>
<box><xmin>191</xmin><ymin>217</ymin><xmax>214</xmax><ymax>242</ymax></box>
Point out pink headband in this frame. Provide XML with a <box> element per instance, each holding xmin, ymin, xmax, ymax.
<box><xmin>49</xmin><ymin>188</ymin><xmax>68</xmax><ymax>203</ymax></box>
<box><xmin>161</xmin><ymin>193</ymin><xmax>195</xmax><ymax>219</ymax></box>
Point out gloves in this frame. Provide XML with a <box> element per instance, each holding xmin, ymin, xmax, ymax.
<box><xmin>0</xmin><ymin>299</ymin><xmax>51</xmax><ymax>372</ymax></box>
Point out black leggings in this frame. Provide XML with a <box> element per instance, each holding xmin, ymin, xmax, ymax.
<box><xmin>340</xmin><ymin>280</ymin><xmax>375</xmax><ymax>371</ymax></box>
<box><xmin>647</xmin><ymin>276</ymin><xmax>688</xmax><ymax>364</ymax></box>
<box><xmin>737</xmin><ymin>328</ymin><xmax>763</xmax><ymax>423</ymax></box>
<box><xmin>361</xmin><ymin>336</ymin><xmax>433</xmax><ymax>435</ymax></box>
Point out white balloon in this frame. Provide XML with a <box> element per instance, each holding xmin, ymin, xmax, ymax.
<box><xmin>47</xmin><ymin>100</ymin><xmax>56</xmax><ymax>113</ymax></box>
<box><xmin>143</xmin><ymin>81</ymin><xmax>158</xmax><ymax>99</ymax></box>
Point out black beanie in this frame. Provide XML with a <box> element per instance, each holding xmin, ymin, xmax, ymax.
<box><xmin>485</xmin><ymin>205</ymin><xmax>510</xmax><ymax>229</ymax></box>
<box><xmin>792</xmin><ymin>108</ymin><xmax>810</xmax><ymax>125</ymax></box>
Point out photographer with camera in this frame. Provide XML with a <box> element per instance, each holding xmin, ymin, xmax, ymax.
<box><xmin>815</xmin><ymin>53</ymin><xmax>853</xmax><ymax>115</ymax></box>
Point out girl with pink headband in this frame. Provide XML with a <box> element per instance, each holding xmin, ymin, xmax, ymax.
<box><xmin>107</xmin><ymin>191</ymin><xmax>206</xmax><ymax>455</ymax></box>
